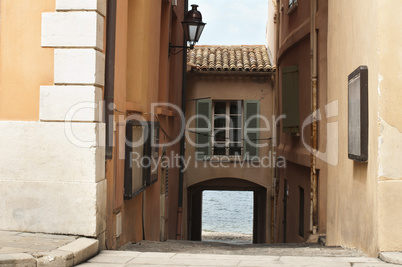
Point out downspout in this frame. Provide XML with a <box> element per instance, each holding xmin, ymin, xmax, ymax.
<box><xmin>176</xmin><ymin>0</ymin><xmax>189</xmax><ymax>240</ymax></box>
<box><xmin>310</xmin><ymin>0</ymin><xmax>318</xmax><ymax>235</ymax></box>
<box><xmin>104</xmin><ymin>0</ymin><xmax>117</xmax><ymax>160</ymax></box>
<box><xmin>272</xmin><ymin>0</ymin><xmax>281</xmax><ymax>243</ymax></box>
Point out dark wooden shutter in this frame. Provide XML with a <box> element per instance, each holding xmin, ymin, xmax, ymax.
<box><xmin>282</xmin><ymin>66</ymin><xmax>300</xmax><ymax>134</ymax></box>
<box><xmin>195</xmin><ymin>99</ymin><xmax>211</xmax><ymax>160</ymax></box>
<box><xmin>244</xmin><ymin>100</ymin><xmax>260</xmax><ymax>160</ymax></box>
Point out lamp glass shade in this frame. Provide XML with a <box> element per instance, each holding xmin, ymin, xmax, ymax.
<box><xmin>188</xmin><ymin>24</ymin><xmax>197</xmax><ymax>42</ymax></box>
<box><xmin>194</xmin><ymin>23</ymin><xmax>205</xmax><ymax>42</ymax></box>
<box><xmin>182</xmin><ymin>22</ymin><xmax>206</xmax><ymax>45</ymax></box>
<box><xmin>181</xmin><ymin>4</ymin><xmax>206</xmax><ymax>47</ymax></box>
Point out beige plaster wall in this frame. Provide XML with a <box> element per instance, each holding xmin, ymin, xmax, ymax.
<box><xmin>376</xmin><ymin>0</ymin><xmax>402</xmax><ymax>252</ymax></box>
<box><xmin>185</xmin><ymin>74</ymin><xmax>275</xmax><ymax>188</ymax></box>
<box><xmin>328</xmin><ymin>0</ymin><xmax>402</xmax><ymax>255</ymax></box>
<box><xmin>266</xmin><ymin>0</ymin><xmax>277</xmax><ymax>63</ymax></box>
<box><xmin>326</xmin><ymin>0</ymin><xmax>380</xmax><ymax>256</ymax></box>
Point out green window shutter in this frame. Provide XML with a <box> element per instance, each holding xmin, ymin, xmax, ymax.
<box><xmin>195</xmin><ymin>99</ymin><xmax>212</xmax><ymax>160</ymax></box>
<box><xmin>243</xmin><ymin>100</ymin><xmax>260</xmax><ymax>160</ymax></box>
<box><xmin>282</xmin><ymin>66</ymin><xmax>300</xmax><ymax>134</ymax></box>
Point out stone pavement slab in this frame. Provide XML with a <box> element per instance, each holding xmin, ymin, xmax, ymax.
<box><xmin>0</xmin><ymin>230</ymin><xmax>99</xmax><ymax>266</ymax></box>
<box><xmin>77</xmin><ymin>249</ymin><xmax>397</xmax><ymax>266</ymax></box>
<box><xmin>381</xmin><ymin>252</ymin><xmax>402</xmax><ymax>265</ymax></box>
<box><xmin>0</xmin><ymin>230</ymin><xmax>76</xmax><ymax>254</ymax></box>
<box><xmin>0</xmin><ymin>253</ymin><xmax>36</xmax><ymax>267</ymax></box>
<box><xmin>119</xmin><ymin>240</ymin><xmax>367</xmax><ymax>257</ymax></box>
<box><xmin>88</xmin><ymin>251</ymin><xmax>141</xmax><ymax>264</ymax></box>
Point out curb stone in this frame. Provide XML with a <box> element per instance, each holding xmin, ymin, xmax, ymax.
<box><xmin>380</xmin><ymin>252</ymin><xmax>402</xmax><ymax>265</ymax></box>
<box><xmin>35</xmin><ymin>249</ymin><xmax>74</xmax><ymax>267</ymax></box>
<box><xmin>57</xmin><ymin>237</ymin><xmax>99</xmax><ymax>265</ymax></box>
<box><xmin>0</xmin><ymin>237</ymin><xmax>99</xmax><ymax>267</ymax></box>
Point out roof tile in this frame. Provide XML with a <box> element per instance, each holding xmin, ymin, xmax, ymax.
<box><xmin>188</xmin><ymin>45</ymin><xmax>273</xmax><ymax>72</ymax></box>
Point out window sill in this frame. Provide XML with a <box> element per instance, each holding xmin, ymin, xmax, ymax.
<box><xmin>196</xmin><ymin>156</ymin><xmax>260</xmax><ymax>163</ymax></box>
<box><xmin>287</xmin><ymin>2</ymin><xmax>298</xmax><ymax>15</ymax></box>
<box><xmin>283</xmin><ymin>126</ymin><xmax>300</xmax><ymax>136</ymax></box>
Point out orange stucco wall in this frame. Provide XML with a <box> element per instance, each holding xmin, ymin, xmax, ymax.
<box><xmin>106</xmin><ymin>0</ymin><xmax>185</xmax><ymax>249</ymax></box>
<box><xmin>126</xmin><ymin>0</ymin><xmax>162</xmax><ymax>110</ymax></box>
<box><xmin>0</xmin><ymin>0</ymin><xmax>55</xmax><ymax>121</ymax></box>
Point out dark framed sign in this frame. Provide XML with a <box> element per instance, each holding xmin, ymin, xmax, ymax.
<box><xmin>348</xmin><ymin>66</ymin><xmax>368</xmax><ymax>162</ymax></box>
<box><xmin>124</xmin><ymin>120</ymin><xmax>160</xmax><ymax>199</ymax></box>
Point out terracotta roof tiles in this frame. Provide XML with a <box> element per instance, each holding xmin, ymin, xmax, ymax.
<box><xmin>188</xmin><ymin>45</ymin><xmax>273</xmax><ymax>72</ymax></box>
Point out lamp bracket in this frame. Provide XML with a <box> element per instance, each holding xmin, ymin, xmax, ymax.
<box><xmin>169</xmin><ymin>44</ymin><xmax>194</xmax><ymax>49</ymax></box>
<box><xmin>169</xmin><ymin>44</ymin><xmax>194</xmax><ymax>56</ymax></box>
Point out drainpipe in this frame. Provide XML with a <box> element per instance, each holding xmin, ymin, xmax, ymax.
<box><xmin>176</xmin><ymin>0</ymin><xmax>189</xmax><ymax>240</ymax></box>
<box><xmin>310</xmin><ymin>0</ymin><xmax>318</xmax><ymax>235</ymax></box>
<box><xmin>104</xmin><ymin>0</ymin><xmax>117</xmax><ymax>160</ymax></box>
<box><xmin>272</xmin><ymin>0</ymin><xmax>281</xmax><ymax>243</ymax></box>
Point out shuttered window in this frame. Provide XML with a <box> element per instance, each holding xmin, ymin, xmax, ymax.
<box><xmin>282</xmin><ymin>66</ymin><xmax>300</xmax><ymax>134</ymax></box>
<box><xmin>195</xmin><ymin>99</ymin><xmax>260</xmax><ymax>160</ymax></box>
<box><xmin>195</xmin><ymin>99</ymin><xmax>212</xmax><ymax>160</ymax></box>
<box><xmin>212</xmin><ymin>101</ymin><xmax>242</xmax><ymax>156</ymax></box>
<box><xmin>244</xmin><ymin>100</ymin><xmax>260</xmax><ymax>160</ymax></box>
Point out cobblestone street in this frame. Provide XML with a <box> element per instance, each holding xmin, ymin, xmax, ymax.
<box><xmin>77</xmin><ymin>240</ymin><xmax>397</xmax><ymax>266</ymax></box>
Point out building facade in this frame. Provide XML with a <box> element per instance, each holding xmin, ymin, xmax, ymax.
<box><xmin>184</xmin><ymin>45</ymin><xmax>276</xmax><ymax>243</ymax></box>
<box><xmin>274</xmin><ymin>0</ymin><xmax>328</xmax><ymax>243</ymax></box>
<box><xmin>275</xmin><ymin>0</ymin><xmax>402</xmax><ymax>256</ymax></box>
<box><xmin>0</xmin><ymin>0</ymin><xmax>187</xmax><ymax>249</ymax></box>
<box><xmin>105</xmin><ymin>0</ymin><xmax>186</xmax><ymax>249</ymax></box>
<box><xmin>326</xmin><ymin>0</ymin><xmax>402</xmax><ymax>256</ymax></box>
<box><xmin>0</xmin><ymin>0</ymin><xmax>108</xmax><ymax>243</ymax></box>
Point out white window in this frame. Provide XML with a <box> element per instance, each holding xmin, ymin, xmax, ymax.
<box><xmin>195</xmin><ymin>99</ymin><xmax>260</xmax><ymax>160</ymax></box>
<box><xmin>212</xmin><ymin>101</ymin><xmax>242</xmax><ymax>156</ymax></box>
<box><xmin>289</xmin><ymin>0</ymin><xmax>298</xmax><ymax>8</ymax></box>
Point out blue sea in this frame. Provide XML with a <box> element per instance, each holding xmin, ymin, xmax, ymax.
<box><xmin>202</xmin><ymin>190</ymin><xmax>253</xmax><ymax>234</ymax></box>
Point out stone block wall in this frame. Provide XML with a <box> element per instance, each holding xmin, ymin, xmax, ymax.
<box><xmin>0</xmin><ymin>0</ymin><xmax>107</xmax><ymax>238</ymax></box>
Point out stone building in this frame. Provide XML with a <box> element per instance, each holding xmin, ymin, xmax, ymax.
<box><xmin>0</xmin><ymin>0</ymin><xmax>188</xmax><ymax>249</ymax></box>
<box><xmin>275</xmin><ymin>0</ymin><xmax>402</xmax><ymax>256</ymax></box>
<box><xmin>273</xmin><ymin>0</ymin><xmax>328</xmax><ymax>243</ymax></box>
<box><xmin>184</xmin><ymin>45</ymin><xmax>276</xmax><ymax>243</ymax></box>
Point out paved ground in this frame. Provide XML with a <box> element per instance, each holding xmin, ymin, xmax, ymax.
<box><xmin>0</xmin><ymin>230</ymin><xmax>99</xmax><ymax>266</ymax></box>
<box><xmin>0</xmin><ymin>231</ymin><xmax>399</xmax><ymax>266</ymax></box>
<box><xmin>0</xmin><ymin>230</ymin><xmax>76</xmax><ymax>254</ymax></box>
<box><xmin>78</xmin><ymin>240</ymin><xmax>398</xmax><ymax>266</ymax></box>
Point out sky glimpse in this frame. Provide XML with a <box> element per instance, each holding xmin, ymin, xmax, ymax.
<box><xmin>192</xmin><ymin>0</ymin><xmax>269</xmax><ymax>46</ymax></box>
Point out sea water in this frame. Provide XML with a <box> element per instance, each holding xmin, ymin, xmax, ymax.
<box><xmin>202</xmin><ymin>190</ymin><xmax>253</xmax><ymax>235</ymax></box>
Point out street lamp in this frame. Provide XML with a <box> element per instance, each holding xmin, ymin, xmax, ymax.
<box><xmin>182</xmin><ymin>4</ymin><xmax>206</xmax><ymax>49</ymax></box>
<box><xmin>170</xmin><ymin>4</ymin><xmax>206</xmax><ymax>53</ymax></box>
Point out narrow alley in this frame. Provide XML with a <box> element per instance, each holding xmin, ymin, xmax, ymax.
<box><xmin>2</xmin><ymin>0</ymin><xmax>402</xmax><ymax>266</ymax></box>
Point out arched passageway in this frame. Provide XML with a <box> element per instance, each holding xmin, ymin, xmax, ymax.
<box><xmin>187</xmin><ymin>178</ymin><xmax>267</xmax><ymax>244</ymax></box>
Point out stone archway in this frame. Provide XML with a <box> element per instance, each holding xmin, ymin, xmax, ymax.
<box><xmin>187</xmin><ymin>178</ymin><xmax>267</xmax><ymax>244</ymax></box>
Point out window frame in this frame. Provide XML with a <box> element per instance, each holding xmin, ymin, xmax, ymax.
<box><xmin>124</xmin><ymin>120</ymin><xmax>160</xmax><ymax>199</ymax></box>
<box><xmin>287</xmin><ymin>0</ymin><xmax>298</xmax><ymax>15</ymax></box>
<box><xmin>289</xmin><ymin>0</ymin><xmax>297</xmax><ymax>8</ymax></box>
<box><xmin>212</xmin><ymin>100</ymin><xmax>243</xmax><ymax>157</ymax></box>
